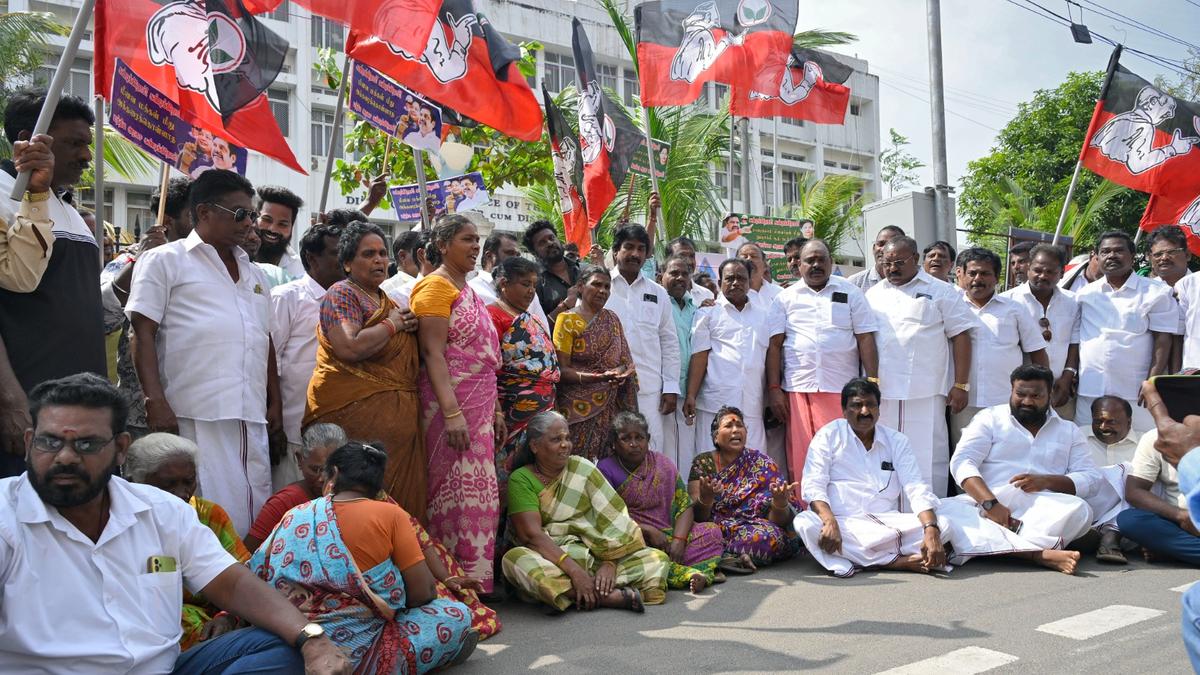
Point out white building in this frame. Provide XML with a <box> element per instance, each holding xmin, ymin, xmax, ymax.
<box><xmin>22</xmin><ymin>0</ymin><xmax>880</xmax><ymax>253</ymax></box>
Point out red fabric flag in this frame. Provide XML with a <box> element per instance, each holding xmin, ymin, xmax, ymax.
<box><xmin>344</xmin><ymin>0</ymin><xmax>543</xmax><ymax>142</ymax></box>
<box><xmin>243</xmin><ymin>0</ymin><xmax>440</xmax><ymax>58</ymax></box>
<box><xmin>729</xmin><ymin>47</ymin><xmax>851</xmax><ymax>123</ymax></box>
<box><xmin>635</xmin><ymin>0</ymin><xmax>798</xmax><ymax>107</ymax></box>
<box><xmin>94</xmin><ymin>0</ymin><xmax>302</xmax><ymax>172</ymax></box>
<box><xmin>543</xmin><ymin>87</ymin><xmax>590</xmax><ymax>252</ymax></box>
<box><xmin>1141</xmin><ymin>192</ymin><xmax>1200</xmax><ymax>255</ymax></box>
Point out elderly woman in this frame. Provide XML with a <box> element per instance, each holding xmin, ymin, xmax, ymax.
<box><xmin>244</xmin><ymin>422</ymin><xmax>346</xmax><ymax>551</ymax></box>
<box><xmin>124</xmin><ymin>433</ymin><xmax>250</xmax><ymax>650</ymax></box>
<box><xmin>411</xmin><ymin>214</ymin><xmax>502</xmax><ymax>593</ymax></box>
<box><xmin>251</xmin><ymin>441</ymin><xmax>478</xmax><ymax>672</ymax></box>
<box><xmin>502</xmin><ymin>411</ymin><xmax>669</xmax><ymax>613</ymax></box>
<box><xmin>688</xmin><ymin>406</ymin><xmax>801</xmax><ymax>573</ymax></box>
<box><xmin>553</xmin><ymin>266</ymin><xmax>638</xmax><ymax>461</ymax></box>
<box><xmin>305</xmin><ymin>221</ymin><xmax>425</xmax><ymax>522</ymax></box>
<box><xmin>487</xmin><ymin>255</ymin><xmax>560</xmax><ymax>497</ymax></box>
<box><xmin>598</xmin><ymin>412</ymin><xmax>725</xmax><ymax>592</ymax></box>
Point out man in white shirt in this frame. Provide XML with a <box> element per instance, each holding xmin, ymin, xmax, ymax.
<box><xmin>737</xmin><ymin>241</ymin><xmax>782</xmax><ymax>307</ymax></box>
<box><xmin>469</xmin><ymin>230</ymin><xmax>549</xmax><ymax>331</ymax></box>
<box><xmin>128</xmin><ymin>170</ymin><xmax>282</xmax><ymax>535</ymax></box>
<box><xmin>663</xmin><ymin>255</ymin><xmax>701</xmax><ymax>471</ymax></box>
<box><xmin>1061</xmin><ymin>251</ymin><xmax>1101</xmax><ymax>293</ymax></box>
<box><xmin>454</xmin><ymin>178</ymin><xmax>490</xmax><ymax>212</ymax></box>
<box><xmin>1076</xmin><ymin>230</ymin><xmax>1177</xmax><ymax>433</ymax></box>
<box><xmin>607</xmin><ymin>224</ymin><xmax>681</xmax><ymax>454</ymax></box>
<box><xmin>940</xmin><ymin>365</ymin><xmax>1095</xmax><ymax>574</ymax></box>
<box><xmin>253</xmin><ymin>185</ymin><xmax>305</xmax><ymax>280</ymax></box>
<box><xmin>684</xmin><ymin>259</ymin><xmax>770</xmax><ymax>457</ymax></box>
<box><xmin>767</xmin><ymin>239</ymin><xmax>879</xmax><ymax>485</ymax></box>
<box><xmin>269</xmin><ymin>223</ymin><xmax>344</xmax><ymax>491</ymax></box>
<box><xmin>1001</xmin><ymin>243</ymin><xmax>1082</xmax><ymax>420</ymax></box>
<box><xmin>1084</xmin><ymin>396</ymin><xmax>1141</xmax><ymax>564</ymax></box>
<box><xmin>665</xmin><ymin>235</ymin><xmax>715</xmax><ymax>305</ymax></box>
<box><xmin>1117</xmin><ymin>428</ymin><xmax>1200</xmax><ymax>565</ymax></box>
<box><xmin>867</xmin><ymin>236</ymin><xmax>976</xmax><ymax>497</ymax></box>
<box><xmin>795</xmin><ymin>378</ymin><xmax>950</xmax><ymax>577</ymax></box>
<box><xmin>381</xmin><ymin>229</ymin><xmax>425</xmax><ymax>302</ymax></box>
<box><xmin>0</xmin><ymin>373</ymin><xmax>348</xmax><ymax>673</ymax></box>
<box><xmin>848</xmin><ymin>225</ymin><xmax>904</xmax><ymax>292</ymax></box>
<box><xmin>952</xmin><ymin>247</ymin><xmax>1049</xmax><ymax>444</ymax></box>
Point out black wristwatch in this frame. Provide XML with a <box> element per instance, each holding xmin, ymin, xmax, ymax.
<box><xmin>980</xmin><ymin>499</ymin><xmax>999</xmax><ymax>511</ymax></box>
<box><xmin>295</xmin><ymin>622</ymin><xmax>324</xmax><ymax>650</ymax></box>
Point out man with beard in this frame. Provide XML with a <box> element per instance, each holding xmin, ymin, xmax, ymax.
<box><xmin>0</xmin><ymin>373</ymin><xmax>350</xmax><ymax>673</ymax></box>
<box><xmin>768</xmin><ymin>239</ymin><xmax>878</xmax><ymax>485</ymax></box>
<box><xmin>1084</xmin><ymin>396</ymin><xmax>1140</xmax><ymax>564</ymax></box>
<box><xmin>1007</xmin><ymin>240</ymin><xmax>1034</xmax><ymax>289</ymax></box>
<box><xmin>939</xmin><ymin>365</ymin><xmax>1094</xmax><ymax>574</ymax></box>
<box><xmin>662</xmin><ymin>255</ymin><xmax>700</xmax><ymax>471</ymax></box>
<box><xmin>1148</xmin><ymin>225</ymin><xmax>1191</xmax><ymax>372</ymax></box>
<box><xmin>128</xmin><ymin>170</ymin><xmax>282</xmax><ymax>535</ymax></box>
<box><xmin>609</xmin><ymin>224</ymin><xmax>680</xmax><ymax>454</ymax></box>
<box><xmin>523</xmin><ymin>220</ymin><xmax>580</xmax><ymax>323</ymax></box>
<box><xmin>951</xmin><ymin>247</ymin><xmax>1049</xmax><ymax>445</ymax></box>
<box><xmin>254</xmin><ymin>185</ymin><xmax>305</xmax><ymax>281</ymax></box>
<box><xmin>794</xmin><ymin>378</ymin><xmax>950</xmax><ymax>577</ymax></box>
<box><xmin>848</xmin><ymin>225</ymin><xmax>904</xmax><ymax>292</ymax></box>
<box><xmin>0</xmin><ymin>90</ymin><xmax>105</xmax><ymax>477</ymax></box>
<box><xmin>1076</xmin><ymin>231</ymin><xmax>1177</xmax><ymax>434</ymax></box>
<box><xmin>1002</xmin><ymin>243</ymin><xmax>1082</xmax><ymax>420</ymax></box>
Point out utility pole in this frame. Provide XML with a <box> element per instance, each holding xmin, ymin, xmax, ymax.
<box><xmin>741</xmin><ymin>116</ymin><xmax>752</xmax><ymax>215</ymax></box>
<box><xmin>926</xmin><ymin>0</ymin><xmax>955</xmax><ymax>244</ymax></box>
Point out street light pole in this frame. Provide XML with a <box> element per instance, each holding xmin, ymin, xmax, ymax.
<box><xmin>926</xmin><ymin>0</ymin><xmax>954</xmax><ymax>244</ymax></box>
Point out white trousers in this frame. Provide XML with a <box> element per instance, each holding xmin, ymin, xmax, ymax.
<box><xmin>794</xmin><ymin>510</ymin><xmax>952</xmax><ymax>577</ymax></box>
<box><xmin>660</xmin><ymin>410</ymin><xmax>697</xmax><ymax>479</ymax></box>
<box><xmin>177</xmin><ymin>417</ymin><xmax>271</xmax><ymax>537</ymax></box>
<box><xmin>880</xmin><ymin>396</ymin><xmax>949</xmax><ymax>497</ymax></box>
<box><xmin>694</xmin><ymin>409</ymin><xmax>766</xmax><ymax>459</ymax></box>
<box><xmin>940</xmin><ymin>484</ymin><xmax>1093</xmax><ymax>564</ymax></box>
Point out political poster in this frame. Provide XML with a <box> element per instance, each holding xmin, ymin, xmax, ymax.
<box><xmin>628</xmin><ymin>137</ymin><xmax>670</xmax><ymax>181</ymax></box>
<box><xmin>732</xmin><ymin>214</ymin><xmax>807</xmax><ymax>282</ymax></box>
<box><xmin>348</xmin><ymin>60</ymin><xmax>442</xmax><ymax>152</ymax></box>
<box><xmin>390</xmin><ymin>172</ymin><xmax>489</xmax><ymax>222</ymax></box>
<box><xmin>107</xmin><ymin>59</ymin><xmax>248</xmax><ymax>176</ymax></box>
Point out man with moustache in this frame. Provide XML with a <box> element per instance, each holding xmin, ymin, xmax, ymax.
<box><xmin>1007</xmin><ymin>240</ymin><xmax>1034</xmax><ymax>289</ymax></box>
<box><xmin>254</xmin><ymin>185</ymin><xmax>305</xmax><ymax>281</ymax></box>
<box><xmin>1076</xmin><ymin>231</ymin><xmax>1177</xmax><ymax>433</ymax></box>
<box><xmin>1147</xmin><ymin>225</ymin><xmax>1191</xmax><ymax>371</ymax></box>
<box><xmin>767</xmin><ymin>239</ymin><xmax>878</xmax><ymax>485</ymax></box>
<box><xmin>782</xmin><ymin>236</ymin><xmax>808</xmax><ymax>281</ymax></box>
<box><xmin>524</xmin><ymin>220</ymin><xmax>580</xmax><ymax>324</ymax></box>
<box><xmin>608</xmin><ymin>224</ymin><xmax>680</xmax><ymax>454</ymax></box>
<box><xmin>1084</xmin><ymin>396</ymin><xmax>1140</xmax><ymax>564</ymax></box>
<box><xmin>849</xmin><ymin>225</ymin><xmax>904</xmax><ymax>292</ymax></box>
<box><xmin>662</xmin><ymin>254</ymin><xmax>701</xmax><ymax>470</ymax></box>
<box><xmin>665</xmin><ymin>235</ymin><xmax>714</xmax><ymax>304</ymax></box>
<box><xmin>127</xmin><ymin>170</ymin><xmax>282</xmax><ymax>535</ymax></box>
<box><xmin>737</xmin><ymin>242</ymin><xmax>782</xmax><ymax>307</ymax></box>
<box><xmin>794</xmin><ymin>378</ymin><xmax>950</xmax><ymax>577</ymax></box>
<box><xmin>470</xmin><ymin>231</ymin><xmax>549</xmax><ymax>330</ymax></box>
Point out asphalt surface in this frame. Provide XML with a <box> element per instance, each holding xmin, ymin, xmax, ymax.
<box><xmin>457</xmin><ymin>553</ymin><xmax>1198</xmax><ymax>674</ymax></box>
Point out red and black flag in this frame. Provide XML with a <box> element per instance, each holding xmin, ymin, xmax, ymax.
<box><xmin>730</xmin><ymin>47</ymin><xmax>851</xmax><ymax>123</ymax></box>
<box><xmin>543</xmin><ymin>87</ymin><xmax>590</xmax><ymax>252</ymax></box>
<box><xmin>1080</xmin><ymin>45</ymin><xmax>1200</xmax><ymax>197</ymax></box>
<box><xmin>95</xmin><ymin>0</ymin><xmax>302</xmax><ymax>171</ymax></box>
<box><xmin>635</xmin><ymin>0</ymin><xmax>798</xmax><ymax>107</ymax></box>
<box><xmin>345</xmin><ymin>0</ymin><xmax>543</xmax><ymax>141</ymax></box>
<box><xmin>244</xmin><ymin>0</ymin><xmax>440</xmax><ymax>58</ymax></box>
<box><xmin>573</xmin><ymin>18</ymin><xmax>643</xmax><ymax>227</ymax></box>
<box><xmin>1141</xmin><ymin>192</ymin><xmax>1200</xmax><ymax>255</ymax></box>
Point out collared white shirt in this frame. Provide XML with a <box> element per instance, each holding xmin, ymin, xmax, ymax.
<box><xmin>691</xmin><ymin>295</ymin><xmax>769</xmax><ymax>414</ymax></box>
<box><xmin>1001</xmin><ymin>283</ymin><xmax>1081</xmax><ymax>378</ymax></box>
<box><xmin>0</xmin><ymin>476</ymin><xmax>235</xmax><ymax>673</ymax></box>
<box><xmin>959</xmin><ymin>291</ymin><xmax>1048</xmax><ymax>407</ymax></box>
<box><xmin>607</xmin><ymin>270</ymin><xmax>681</xmax><ymax>395</ymax></box>
<box><xmin>688</xmin><ymin>283</ymin><xmax>714</xmax><ymax>306</ymax></box>
<box><xmin>802</xmin><ymin>418</ymin><xmax>939</xmax><ymax>515</ymax></box>
<box><xmin>1085</xmin><ymin>430</ymin><xmax>1140</xmax><ymax>467</ymax></box>
<box><xmin>950</xmin><ymin>404</ymin><xmax>1101</xmax><ymax>498</ymax></box>
<box><xmin>279</xmin><ymin>249</ymin><xmax>305</xmax><ymax>281</ymax></box>
<box><xmin>1174</xmin><ymin>272</ymin><xmax>1200</xmax><ymax>368</ymax></box>
<box><xmin>380</xmin><ymin>270</ymin><xmax>417</xmax><ymax>303</ymax></box>
<box><xmin>127</xmin><ymin>229</ymin><xmax>271</xmax><ymax>422</ymax></box>
<box><xmin>749</xmin><ymin>280</ymin><xmax>782</xmax><ymax>308</ymax></box>
<box><xmin>1076</xmin><ymin>273</ymin><xmax>1178</xmax><ymax>399</ymax></box>
<box><xmin>270</xmin><ymin>274</ymin><xmax>328</xmax><ymax>446</ymax></box>
<box><xmin>769</xmin><ymin>275</ymin><xmax>877</xmax><ymax>393</ymax></box>
<box><xmin>469</xmin><ymin>269</ymin><xmax>551</xmax><ymax>334</ymax></box>
<box><xmin>866</xmin><ymin>270</ymin><xmax>978</xmax><ymax>400</ymax></box>
<box><xmin>847</xmin><ymin>265</ymin><xmax>882</xmax><ymax>292</ymax></box>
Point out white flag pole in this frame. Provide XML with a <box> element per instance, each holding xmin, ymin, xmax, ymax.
<box><xmin>640</xmin><ymin>106</ymin><xmax>661</xmax><ymax>245</ymax></box>
<box><xmin>318</xmin><ymin>58</ymin><xmax>352</xmax><ymax>215</ymax></box>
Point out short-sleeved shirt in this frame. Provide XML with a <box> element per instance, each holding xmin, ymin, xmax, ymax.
<box><xmin>1000</xmin><ymin>283</ymin><xmax>1081</xmax><ymax>378</ymax></box>
<box><xmin>1174</xmin><ymin>273</ymin><xmax>1200</xmax><ymax>368</ymax></box>
<box><xmin>332</xmin><ymin>499</ymin><xmax>425</xmax><ymax>572</ymax></box>
<box><xmin>960</xmin><ymin>292</ymin><xmax>1048</xmax><ymax>408</ymax></box>
<box><xmin>769</xmin><ymin>276</ymin><xmax>877</xmax><ymax>393</ymax></box>
<box><xmin>272</xmin><ymin>275</ymin><xmax>327</xmax><ymax>446</ymax></box>
<box><xmin>536</xmin><ymin>258</ymin><xmax>580</xmax><ymax>317</ymax></box>
<box><xmin>691</xmin><ymin>296</ymin><xmax>770</xmax><ymax>414</ymax></box>
<box><xmin>1130</xmin><ymin>429</ymin><xmax>1184</xmax><ymax>508</ymax></box>
<box><xmin>1076</xmin><ymin>273</ymin><xmax>1179</xmax><ymax>400</ymax></box>
<box><xmin>409</xmin><ymin>274</ymin><xmax>461</xmax><ymax>319</ymax></box>
<box><xmin>507</xmin><ymin>466</ymin><xmax>546</xmax><ymax>514</ymax></box>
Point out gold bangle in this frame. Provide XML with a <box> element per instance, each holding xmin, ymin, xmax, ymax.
<box><xmin>23</xmin><ymin>191</ymin><xmax>50</xmax><ymax>203</ymax></box>
<box><xmin>556</xmin><ymin>551</ymin><xmax>570</xmax><ymax>566</ymax></box>
<box><xmin>443</xmin><ymin>409</ymin><xmax>464</xmax><ymax>420</ymax></box>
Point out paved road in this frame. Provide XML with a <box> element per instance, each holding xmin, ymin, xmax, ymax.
<box><xmin>458</xmin><ymin>554</ymin><xmax>1197</xmax><ymax>674</ymax></box>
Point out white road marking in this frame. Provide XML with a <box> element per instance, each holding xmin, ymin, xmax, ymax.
<box><xmin>477</xmin><ymin>643</ymin><xmax>509</xmax><ymax>656</ymax></box>
<box><xmin>529</xmin><ymin>655</ymin><xmax>563</xmax><ymax>669</ymax></box>
<box><xmin>873</xmin><ymin>647</ymin><xmax>1019</xmax><ymax>675</ymax></box>
<box><xmin>1172</xmin><ymin>581</ymin><xmax>1197</xmax><ymax>593</ymax></box>
<box><xmin>1036</xmin><ymin>605</ymin><xmax>1165</xmax><ymax>640</ymax></box>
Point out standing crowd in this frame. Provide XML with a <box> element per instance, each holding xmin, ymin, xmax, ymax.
<box><xmin>0</xmin><ymin>89</ymin><xmax>1199</xmax><ymax>674</ymax></box>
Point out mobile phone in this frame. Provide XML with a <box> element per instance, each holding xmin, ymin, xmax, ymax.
<box><xmin>1151</xmin><ymin>375</ymin><xmax>1200</xmax><ymax>423</ymax></box>
<box><xmin>832</xmin><ymin>291</ymin><xmax>848</xmax><ymax>304</ymax></box>
<box><xmin>148</xmin><ymin>555</ymin><xmax>177</xmax><ymax>573</ymax></box>
<box><xmin>1007</xmin><ymin>518</ymin><xmax>1023</xmax><ymax>534</ymax></box>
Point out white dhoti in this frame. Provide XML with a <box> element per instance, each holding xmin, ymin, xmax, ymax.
<box><xmin>271</xmin><ymin>442</ymin><xmax>303</xmax><ymax>493</ymax></box>
<box><xmin>940</xmin><ymin>484</ymin><xmax>1093</xmax><ymax>564</ymax></box>
<box><xmin>794</xmin><ymin>511</ymin><xmax>952</xmax><ymax>577</ymax></box>
<box><xmin>177</xmin><ymin>417</ymin><xmax>272</xmax><ymax>537</ymax></box>
<box><xmin>1089</xmin><ymin>463</ymin><xmax>1128</xmax><ymax>528</ymax></box>
<box><xmin>660</xmin><ymin>410</ymin><xmax>697</xmax><ymax>478</ymax></box>
<box><xmin>880</xmin><ymin>396</ymin><xmax>949</xmax><ymax>497</ymax></box>
<box><xmin>694</xmin><ymin>409</ymin><xmax>766</xmax><ymax>459</ymax></box>
<box><xmin>638</xmin><ymin>390</ymin><xmax>669</xmax><ymax>457</ymax></box>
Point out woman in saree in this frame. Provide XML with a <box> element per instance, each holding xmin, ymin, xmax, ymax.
<box><xmin>305</xmin><ymin>221</ymin><xmax>425</xmax><ymax>520</ymax></box>
<box><xmin>251</xmin><ymin>441</ymin><xmax>478</xmax><ymax>673</ymax></box>
<box><xmin>123</xmin><ymin>433</ymin><xmax>250</xmax><ymax>650</ymax></box>
<box><xmin>598</xmin><ymin>412</ymin><xmax>724</xmax><ymax>593</ymax></box>
<box><xmin>486</xmin><ymin>254</ymin><xmax>560</xmax><ymax>498</ymax></box>
<box><xmin>502</xmin><ymin>411</ymin><xmax>669</xmax><ymax>613</ymax></box>
<box><xmin>411</xmin><ymin>214</ymin><xmax>503</xmax><ymax>594</ymax></box>
<box><xmin>688</xmin><ymin>406</ymin><xmax>802</xmax><ymax>573</ymax></box>
<box><xmin>552</xmin><ymin>266</ymin><xmax>638</xmax><ymax>461</ymax></box>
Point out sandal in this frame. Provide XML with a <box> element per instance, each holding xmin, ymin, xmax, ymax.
<box><xmin>620</xmin><ymin>587</ymin><xmax>645</xmax><ymax>613</ymax></box>
<box><xmin>1096</xmin><ymin>544</ymin><xmax>1128</xmax><ymax>565</ymax></box>
<box><xmin>717</xmin><ymin>552</ymin><xmax>756</xmax><ymax>575</ymax></box>
<box><xmin>712</xmin><ymin>570</ymin><xmax>728</xmax><ymax>584</ymax></box>
<box><xmin>447</xmin><ymin>628</ymin><xmax>480</xmax><ymax>666</ymax></box>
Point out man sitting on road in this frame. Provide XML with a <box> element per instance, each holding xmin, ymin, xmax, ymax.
<box><xmin>1085</xmin><ymin>395</ymin><xmax>1141</xmax><ymax>564</ymax></box>
<box><xmin>1117</xmin><ymin>426</ymin><xmax>1200</xmax><ymax>566</ymax></box>
<box><xmin>794</xmin><ymin>378</ymin><xmax>949</xmax><ymax>577</ymax></box>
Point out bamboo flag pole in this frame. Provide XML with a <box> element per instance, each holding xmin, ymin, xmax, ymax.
<box><xmin>154</xmin><ymin>162</ymin><xmax>170</xmax><ymax>226</ymax></box>
<box><xmin>318</xmin><ymin>59</ymin><xmax>352</xmax><ymax>215</ymax></box>
<box><xmin>640</xmin><ymin>106</ymin><xmax>661</xmax><ymax>245</ymax></box>
<box><xmin>413</xmin><ymin>148</ymin><xmax>432</xmax><ymax>230</ymax></box>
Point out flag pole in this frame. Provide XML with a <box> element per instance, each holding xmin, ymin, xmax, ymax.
<box><xmin>413</xmin><ymin>148</ymin><xmax>432</xmax><ymax>230</ymax></box>
<box><xmin>1051</xmin><ymin>159</ymin><xmax>1083</xmax><ymax>246</ymax></box>
<box><xmin>318</xmin><ymin>58</ymin><xmax>352</xmax><ymax>215</ymax></box>
<box><xmin>9</xmin><ymin>0</ymin><xmax>96</xmax><ymax>200</ymax></box>
<box><xmin>381</xmin><ymin>135</ymin><xmax>393</xmax><ymax>170</ymax></box>
<box><xmin>93</xmin><ymin>97</ymin><xmax>106</xmax><ymax>263</ymax></box>
<box><xmin>154</xmin><ymin>162</ymin><xmax>171</xmax><ymax>226</ymax></box>
<box><xmin>640</xmin><ymin>106</ymin><xmax>661</xmax><ymax>245</ymax></box>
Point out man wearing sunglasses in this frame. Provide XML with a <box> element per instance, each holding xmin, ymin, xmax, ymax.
<box><xmin>127</xmin><ymin>170</ymin><xmax>282</xmax><ymax>536</ymax></box>
<box><xmin>1148</xmin><ymin>225</ymin><xmax>1191</xmax><ymax>373</ymax></box>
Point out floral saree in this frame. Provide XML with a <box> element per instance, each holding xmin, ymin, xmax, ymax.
<box><xmin>553</xmin><ymin>309</ymin><xmax>638</xmax><ymax>461</ymax></box>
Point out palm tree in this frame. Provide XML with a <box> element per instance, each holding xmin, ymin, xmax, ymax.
<box><xmin>780</xmin><ymin>173</ymin><xmax>868</xmax><ymax>256</ymax></box>
<box><xmin>973</xmin><ymin>176</ymin><xmax>1130</xmax><ymax>250</ymax></box>
<box><xmin>0</xmin><ymin>11</ymin><xmax>67</xmax><ymax>158</ymax></box>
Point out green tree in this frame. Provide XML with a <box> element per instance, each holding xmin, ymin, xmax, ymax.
<box><xmin>781</xmin><ymin>173</ymin><xmax>867</xmax><ymax>256</ymax></box>
<box><xmin>958</xmin><ymin>71</ymin><xmax>1147</xmax><ymax>251</ymax></box>
<box><xmin>971</xmin><ymin>176</ymin><xmax>1130</xmax><ymax>253</ymax></box>
<box><xmin>1155</xmin><ymin>47</ymin><xmax>1200</xmax><ymax>101</ymax></box>
<box><xmin>879</xmin><ymin>128</ymin><xmax>924</xmax><ymax>197</ymax></box>
<box><xmin>0</xmin><ymin>12</ymin><xmax>67</xmax><ymax>157</ymax></box>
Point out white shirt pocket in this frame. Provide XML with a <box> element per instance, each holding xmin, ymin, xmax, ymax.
<box><xmin>830</xmin><ymin>300</ymin><xmax>852</xmax><ymax>330</ymax></box>
<box><xmin>138</xmin><ymin>571</ymin><xmax>184</xmax><ymax>638</ymax></box>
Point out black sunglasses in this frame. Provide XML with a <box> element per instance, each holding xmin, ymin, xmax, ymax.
<box><xmin>207</xmin><ymin>202</ymin><xmax>259</xmax><ymax>223</ymax></box>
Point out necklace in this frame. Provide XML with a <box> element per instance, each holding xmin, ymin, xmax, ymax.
<box><xmin>532</xmin><ymin>463</ymin><xmax>562</xmax><ymax>484</ymax></box>
<box><xmin>348</xmin><ymin>279</ymin><xmax>381</xmax><ymax>308</ymax></box>
<box><xmin>617</xmin><ymin>455</ymin><xmax>643</xmax><ymax>477</ymax></box>
<box><xmin>497</xmin><ymin>298</ymin><xmax>522</xmax><ymax>317</ymax></box>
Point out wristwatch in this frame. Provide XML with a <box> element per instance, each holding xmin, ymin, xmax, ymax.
<box><xmin>980</xmin><ymin>499</ymin><xmax>998</xmax><ymax>512</ymax></box>
<box><xmin>953</xmin><ymin>382</ymin><xmax>970</xmax><ymax>392</ymax></box>
<box><xmin>295</xmin><ymin>622</ymin><xmax>325</xmax><ymax>649</ymax></box>
<box><xmin>922</xmin><ymin>522</ymin><xmax>940</xmax><ymax>531</ymax></box>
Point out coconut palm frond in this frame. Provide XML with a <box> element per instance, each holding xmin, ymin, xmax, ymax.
<box><xmin>0</xmin><ymin>11</ymin><xmax>67</xmax><ymax>44</ymax></box>
<box><xmin>102</xmin><ymin>127</ymin><xmax>159</xmax><ymax>180</ymax></box>
<box><xmin>1066</xmin><ymin>179</ymin><xmax>1130</xmax><ymax>242</ymax></box>
<box><xmin>783</xmin><ymin>173</ymin><xmax>867</xmax><ymax>256</ymax></box>
<box><xmin>792</xmin><ymin>29</ymin><xmax>857</xmax><ymax>50</ymax></box>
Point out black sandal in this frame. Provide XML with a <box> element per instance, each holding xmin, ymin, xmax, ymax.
<box><xmin>717</xmin><ymin>552</ymin><xmax>755</xmax><ymax>575</ymax></box>
<box><xmin>620</xmin><ymin>587</ymin><xmax>645</xmax><ymax>613</ymax></box>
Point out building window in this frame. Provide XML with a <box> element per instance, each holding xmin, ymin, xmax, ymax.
<box><xmin>781</xmin><ymin>152</ymin><xmax>806</xmax><ymax>163</ymax></box>
<box><xmin>781</xmin><ymin>170</ymin><xmax>801</xmax><ymax>204</ymax></box>
<box><xmin>761</xmin><ymin>165</ymin><xmax>775</xmax><ymax>209</ymax></box>
<box><xmin>311</xmin><ymin>17</ymin><xmax>344</xmax><ymax>50</ymax></box>
<box><xmin>783</xmin><ymin>117</ymin><xmax>805</xmax><ymax>127</ymax></box>
<box><xmin>598</xmin><ymin>63</ymin><xmax>618</xmax><ymax>96</ymax></box>
<box><xmin>824</xmin><ymin>159</ymin><xmax>837</xmax><ymax>168</ymax></box>
<box><xmin>269</xmin><ymin>0</ymin><xmax>289</xmax><ymax>21</ymax></box>
<box><xmin>126</xmin><ymin>191</ymin><xmax>152</xmax><ymax>238</ymax></box>
<box><xmin>268</xmin><ymin>88</ymin><xmax>290</xmax><ymax>138</ymax></box>
<box><xmin>39</xmin><ymin>57</ymin><xmax>91</xmax><ymax>99</ymax></box>
<box><xmin>850</xmin><ymin>103</ymin><xmax>861</xmax><ymax>116</ymax></box>
<box><xmin>543</xmin><ymin>52</ymin><xmax>575</xmax><ymax>93</ymax></box>
<box><xmin>622</xmin><ymin>68</ymin><xmax>639</xmax><ymax>106</ymax></box>
<box><xmin>715</xmin><ymin>167</ymin><xmax>742</xmax><ymax>202</ymax></box>
<box><xmin>311</xmin><ymin>109</ymin><xmax>343</xmax><ymax>159</ymax></box>
<box><xmin>713</xmin><ymin>83</ymin><xmax>728</xmax><ymax>107</ymax></box>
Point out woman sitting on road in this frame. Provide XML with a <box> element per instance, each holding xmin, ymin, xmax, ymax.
<box><xmin>688</xmin><ymin>406</ymin><xmax>801</xmax><ymax>573</ymax></box>
<box><xmin>502</xmin><ymin>411</ymin><xmax>669</xmax><ymax>613</ymax></box>
<box><xmin>598</xmin><ymin>412</ymin><xmax>725</xmax><ymax>592</ymax></box>
<box><xmin>244</xmin><ymin>423</ymin><xmax>346</xmax><ymax>552</ymax></box>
